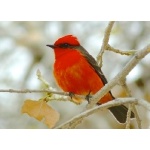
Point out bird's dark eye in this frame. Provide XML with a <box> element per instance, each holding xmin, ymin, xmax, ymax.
<box><xmin>59</xmin><ymin>43</ymin><xmax>70</xmax><ymax>48</ymax></box>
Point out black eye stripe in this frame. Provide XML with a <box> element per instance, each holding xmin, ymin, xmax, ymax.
<box><xmin>57</xmin><ymin>43</ymin><xmax>79</xmax><ymax>49</ymax></box>
<box><xmin>59</xmin><ymin>43</ymin><xmax>71</xmax><ymax>48</ymax></box>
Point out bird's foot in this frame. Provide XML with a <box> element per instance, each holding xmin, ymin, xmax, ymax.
<box><xmin>68</xmin><ymin>92</ymin><xmax>75</xmax><ymax>99</ymax></box>
<box><xmin>85</xmin><ymin>91</ymin><xmax>92</xmax><ymax>103</ymax></box>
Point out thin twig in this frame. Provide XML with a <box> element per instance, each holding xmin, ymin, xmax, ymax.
<box><xmin>0</xmin><ymin>89</ymin><xmax>67</xmax><ymax>95</ymax></box>
<box><xmin>119</xmin><ymin>78</ymin><xmax>142</xmax><ymax>128</ymax></box>
<box><xmin>97</xmin><ymin>21</ymin><xmax>115</xmax><ymax>67</ymax></box>
<box><xmin>0</xmin><ymin>88</ymin><xmax>85</xmax><ymax>104</ymax></box>
<box><xmin>46</xmin><ymin>97</ymin><xmax>80</xmax><ymax>105</ymax></box>
<box><xmin>119</xmin><ymin>79</ymin><xmax>132</xmax><ymax>96</ymax></box>
<box><xmin>125</xmin><ymin>104</ymin><xmax>132</xmax><ymax>129</ymax></box>
<box><xmin>119</xmin><ymin>79</ymin><xmax>134</xmax><ymax>128</ymax></box>
<box><xmin>132</xmin><ymin>104</ymin><xmax>141</xmax><ymax>129</ymax></box>
<box><xmin>106</xmin><ymin>44</ymin><xmax>137</xmax><ymax>55</ymax></box>
<box><xmin>36</xmin><ymin>69</ymin><xmax>50</xmax><ymax>89</ymax></box>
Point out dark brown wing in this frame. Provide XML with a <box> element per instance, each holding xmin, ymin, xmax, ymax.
<box><xmin>76</xmin><ymin>45</ymin><xmax>110</xmax><ymax>88</ymax></box>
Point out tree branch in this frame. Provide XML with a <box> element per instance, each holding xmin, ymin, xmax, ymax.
<box><xmin>132</xmin><ymin>104</ymin><xmax>141</xmax><ymax>128</ymax></box>
<box><xmin>0</xmin><ymin>88</ymin><xmax>85</xmax><ymax>105</ymax></box>
<box><xmin>125</xmin><ymin>104</ymin><xmax>132</xmax><ymax>129</ymax></box>
<box><xmin>97</xmin><ymin>21</ymin><xmax>115</xmax><ymax>67</ymax></box>
<box><xmin>119</xmin><ymin>79</ymin><xmax>135</xmax><ymax>128</ymax></box>
<box><xmin>0</xmin><ymin>89</ymin><xmax>68</xmax><ymax>95</ymax></box>
<box><xmin>119</xmin><ymin>79</ymin><xmax>141</xmax><ymax>128</ymax></box>
<box><xmin>56</xmin><ymin>97</ymin><xmax>150</xmax><ymax>129</ymax></box>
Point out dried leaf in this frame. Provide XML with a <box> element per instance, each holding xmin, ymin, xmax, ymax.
<box><xmin>21</xmin><ymin>99</ymin><xmax>60</xmax><ymax>128</ymax></box>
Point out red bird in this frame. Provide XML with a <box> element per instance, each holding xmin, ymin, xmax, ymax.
<box><xmin>47</xmin><ymin>35</ymin><xmax>134</xmax><ymax>123</ymax></box>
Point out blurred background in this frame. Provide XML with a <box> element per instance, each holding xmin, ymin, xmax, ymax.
<box><xmin>0</xmin><ymin>21</ymin><xmax>150</xmax><ymax>129</ymax></box>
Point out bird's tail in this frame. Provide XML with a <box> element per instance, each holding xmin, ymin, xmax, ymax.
<box><xmin>108</xmin><ymin>105</ymin><xmax>135</xmax><ymax>123</ymax></box>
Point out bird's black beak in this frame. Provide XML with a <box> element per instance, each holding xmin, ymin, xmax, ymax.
<box><xmin>46</xmin><ymin>45</ymin><xmax>56</xmax><ymax>49</ymax></box>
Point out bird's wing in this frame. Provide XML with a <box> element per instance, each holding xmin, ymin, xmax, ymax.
<box><xmin>77</xmin><ymin>46</ymin><xmax>109</xmax><ymax>85</ymax></box>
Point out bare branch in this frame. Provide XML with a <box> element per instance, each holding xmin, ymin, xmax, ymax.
<box><xmin>106</xmin><ymin>44</ymin><xmax>137</xmax><ymax>55</ymax></box>
<box><xmin>125</xmin><ymin>104</ymin><xmax>132</xmax><ymax>129</ymax></box>
<box><xmin>56</xmin><ymin>97</ymin><xmax>150</xmax><ymax>129</ymax></box>
<box><xmin>56</xmin><ymin>98</ymin><xmax>135</xmax><ymax>129</ymax></box>
<box><xmin>132</xmin><ymin>105</ymin><xmax>142</xmax><ymax>129</ymax></box>
<box><xmin>119</xmin><ymin>79</ymin><xmax>132</xmax><ymax>97</ymax></box>
<box><xmin>0</xmin><ymin>89</ymin><xmax>68</xmax><ymax>95</ymax></box>
<box><xmin>46</xmin><ymin>97</ymin><xmax>81</xmax><ymax>105</ymax></box>
<box><xmin>118</xmin><ymin>79</ymin><xmax>135</xmax><ymax>128</ymax></box>
<box><xmin>97</xmin><ymin>21</ymin><xmax>115</xmax><ymax>67</ymax></box>
<box><xmin>119</xmin><ymin>78</ymin><xmax>141</xmax><ymax>128</ymax></box>
<box><xmin>0</xmin><ymin>88</ymin><xmax>85</xmax><ymax>104</ymax></box>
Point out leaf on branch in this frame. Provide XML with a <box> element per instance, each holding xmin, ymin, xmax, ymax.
<box><xmin>21</xmin><ymin>99</ymin><xmax>60</xmax><ymax>128</ymax></box>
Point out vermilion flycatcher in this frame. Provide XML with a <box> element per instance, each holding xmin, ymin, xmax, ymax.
<box><xmin>47</xmin><ymin>35</ymin><xmax>134</xmax><ymax>123</ymax></box>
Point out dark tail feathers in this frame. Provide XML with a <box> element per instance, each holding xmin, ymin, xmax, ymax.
<box><xmin>109</xmin><ymin>105</ymin><xmax>135</xmax><ymax>123</ymax></box>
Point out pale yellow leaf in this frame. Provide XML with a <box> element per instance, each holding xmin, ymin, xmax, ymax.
<box><xmin>21</xmin><ymin>99</ymin><xmax>60</xmax><ymax>128</ymax></box>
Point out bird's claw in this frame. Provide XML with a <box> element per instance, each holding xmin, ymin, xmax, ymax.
<box><xmin>69</xmin><ymin>92</ymin><xmax>75</xmax><ymax>99</ymax></box>
<box><xmin>85</xmin><ymin>91</ymin><xmax>92</xmax><ymax>103</ymax></box>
